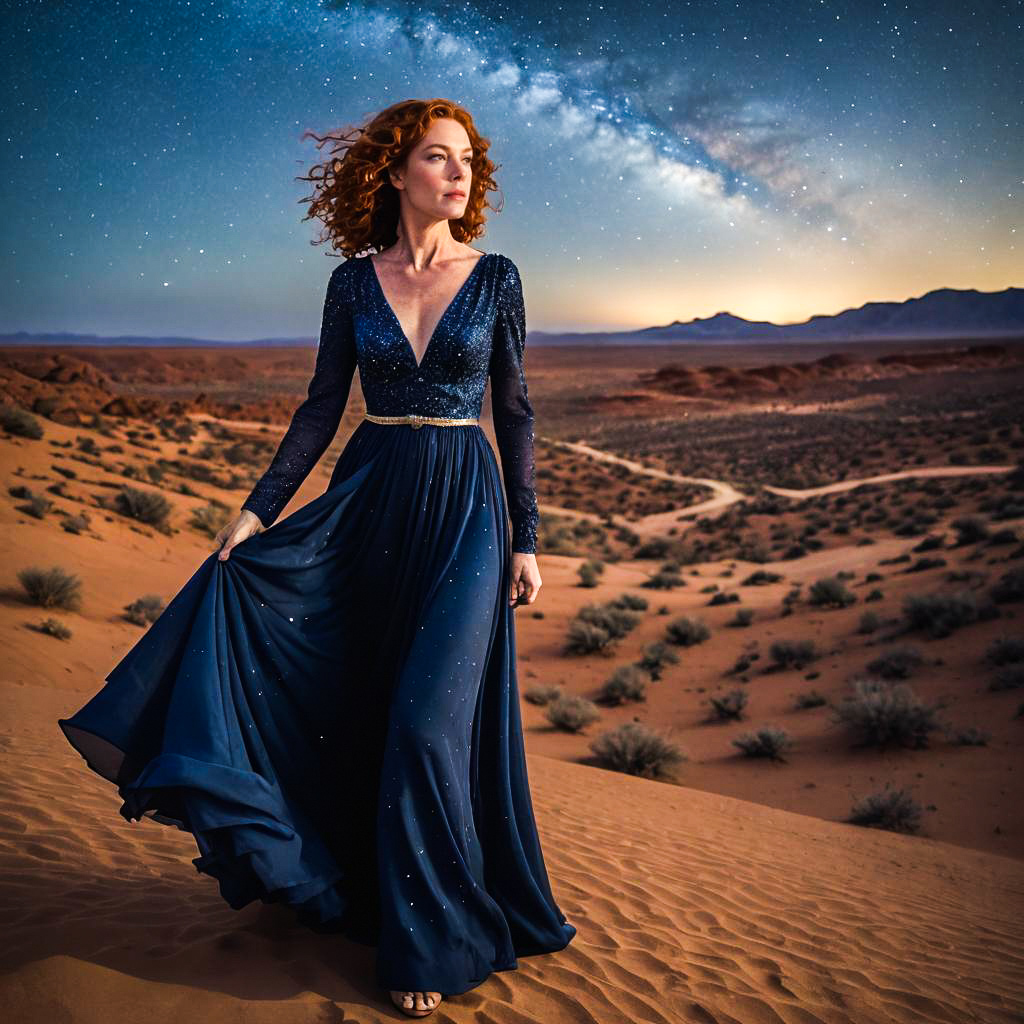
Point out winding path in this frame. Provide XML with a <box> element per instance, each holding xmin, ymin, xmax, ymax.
<box><xmin>537</xmin><ymin>436</ymin><xmax>1016</xmax><ymax>540</ymax></box>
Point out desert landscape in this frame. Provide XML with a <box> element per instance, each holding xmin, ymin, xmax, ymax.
<box><xmin>2</xmin><ymin>336</ymin><xmax>1023</xmax><ymax>1022</ymax></box>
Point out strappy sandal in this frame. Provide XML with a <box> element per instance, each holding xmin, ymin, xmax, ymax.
<box><xmin>389</xmin><ymin>989</ymin><xmax>442</xmax><ymax>1017</ymax></box>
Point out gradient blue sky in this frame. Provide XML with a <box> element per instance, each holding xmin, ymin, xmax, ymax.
<box><xmin>2</xmin><ymin>0</ymin><xmax>1021</xmax><ymax>340</ymax></box>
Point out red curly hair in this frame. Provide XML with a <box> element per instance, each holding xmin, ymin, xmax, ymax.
<box><xmin>294</xmin><ymin>98</ymin><xmax>504</xmax><ymax>260</ymax></box>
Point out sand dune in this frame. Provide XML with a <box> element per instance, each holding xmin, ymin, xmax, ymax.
<box><xmin>1</xmin><ymin>679</ymin><xmax>1022</xmax><ymax>1023</ymax></box>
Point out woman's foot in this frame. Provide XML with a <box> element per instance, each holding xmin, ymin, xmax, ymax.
<box><xmin>389</xmin><ymin>990</ymin><xmax>442</xmax><ymax>1017</ymax></box>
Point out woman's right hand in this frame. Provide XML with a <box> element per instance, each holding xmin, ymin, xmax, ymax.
<box><xmin>215</xmin><ymin>509</ymin><xmax>264</xmax><ymax>561</ymax></box>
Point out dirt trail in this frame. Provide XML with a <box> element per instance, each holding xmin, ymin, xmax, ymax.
<box><xmin>539</xmin><ymin>436</ymin><xmax>1015</xmax><ymax>538</ymax></box>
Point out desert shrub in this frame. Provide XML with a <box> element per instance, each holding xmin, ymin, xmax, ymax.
<box><xmin>864</xmin><ymin>588</ymin><xmax>884</xmax><ymax>602</ymax></box>
<box><xmin>770</xmin><ymin>638</ymin><xmax>819</xmax><ymax>668</ymax></box>
<box><xmin>858</xmin><ymin>610</ymin><xmax>881</xmax><ymax>634</ymax></box>
<box><xmin>741</xmin><ymin>570</ymin><xmax>784</xmax><ymax>586</ymax></box>
<box><xmin>904</xmin><ymin>557</ymin><xmax>947</xmax><ymax>573</ymax></box>
<box><xmin>545</xmin><ymin>694</ymin><xmax>601</xmax><ymax>733</ymax></box>
<box><xmin>952</xmin><ymin>515</ymin><xmax>989</xmax><ymax>545</ymax></box>
<box><xmin>708</xmin><ymin>688</ymin><xmax>748</xmax><ymax>720</ymax></box>
<box><xmin>221</xmin><ymin>439</ymin><xmax>270</xmax><ymax>466</ymax></box>
<box><xmin>848</xmin><ymin>785</ymin><xmax>922</xmax><ymax>833</ymax></box>
<box><xmin>536</xmin><ymin>523</ymin><xmax>579</xmax><ymax>557</ymax></box>
<box><xmin>523</xmin><ymin>683</ymin><xmax>564</xmax><ymax>705</ymax></box>
<box><xmin>635</xmin><ymin>641</ymin><xmax>679</xmax><ymax>680</ymax></box>
<box><xmin>948</xmin><ymin>725</ymin><xmax>990</xmax><ymax>746</ymax></box>
<box><xmin>986</xmin><ymin>528</ymin><xmax>1019</xmax><ymax>546</ymax></box>
<box><xmin>794</xmin><ymin>690</ymin><xmax>827</xmax><ymax>709</ymax></box>
<box><xmin>707</xmin><ymin>591</ymin><xmax>740</xmax><ymax>606</ymax></box>
<box><xmin>190</xmin><ymin>503</ymin><xmax>230</xmax><ymax>539</ymax></box>
<box><xmin>162</xmin><ymin>418</ymin><xmax>199</xmax><ymax>443</ymax></box>
<box><xmin>0</xmin><ymin>404</ymin><xmax>44</xmax><ymax>439</ymax></box>
<box><xmin>990</xmin><ymin>567</ymin><xmax>1024</xmax><ymax>604</ymax></box>
<box><xmin>831</xmin><ymin>678</ymin><xmax>942</xmax><ymax>749</ymax></box>
<box><xmin>634</xmin><ymin>537</ymin><xmax>672</xmax><ymax>559</ymax></box>
<box><xmin>727</xmin><ymin>608</ymin><xmax>754</xmax><ymax>628</ymax></box>
<box><xmin>642</xmin><ymin>567</ymin><xmax>685</xmax><ymax>589</ymax></box>
<box><xmin>911</xmin><ymin>533</ymin><xmax>946</xmax><ymax>552</ymax></box>
<box><xmin>16</xmin><ymin>492</ymin><xmax>52</xmax><ymax>519</ymax></box>
<box><xmin>902</xmin><ymin>590</ymin><xmax>980</xmax><ymax>638</ymax></box>
<box><xmin>61</xmin><ymin>513</ymin><xmax>91</xmax><ymax>534</ymax></box>
<box><xmin>989</xmin><ymin>666</ymin><xmax>1024</xmax><ymax>692</ymax></box>
<box><xmin>577</xmin><ymin>559</ymin><xmax>604</xmax><ymax>588</ymax></box>
<box><xmin>985</xmin><ymin>635</ymin><xmax>1024</xmax><ymax>666</ymax></box>
<box><xmin>611</xmin><ymin>592</ymin><xmax>648</xmax><ymax>611</ymax></box>
<box><xmin>866</xmin><ymin>645</ymin><xmax>924</xmax><ymax>680</ymax></box>
<box><xmin>570</xmin><ymin>596</ymin><xmax>632</xmax><ymax>646</ymax></box>
<box><xmin>665</xmin><ymin>615</ymin><xmax>710</xmax><ymax>647</ymax></box>
<box><xmin>564</xmin><ymin>619</ymin><xmax>612</xmax><ymax>655</ymax></box>
<box><xmin>780</xmin><ymin>584</ymin><xmax>802</xmax><ymax>613</ymax></box>
<box><xmin>17</xmin><ymin>566</ymin><xmax>82</xmax><ymax>611</ymax></box>
<box><xmin>730</xmin><ymin>652</ymin><xmax>757</xmax><ymax>675</ymax></box>
<box><xmin>588</xmin><ymin>722</ymin><xmax>685</xmax><ymax>780</ymax></box>
<box><xmin>575</xmin><ymin>602</ymin><xmax>641</xmax><ymax>645</ymax></box>
<box><xmin>737</xmin><ymin>539</ymin><xmax>771</xmax><ymax>563</ymax></box>
<box><xmin>38</xmin><ymin>617</ymin><xmax>72</xmax><ymax>640</ymax></box>
<box><xmin>124</xmin><ymin>595</ymin><xmax>165</xmax><ymax>626</ymax></box>
<box><xmin>596</xmin><ymin>665</ymin><xmax>649</xmax><ymax>705</ymax></box>
<box><xmin>732</xmin><ymin>726</ymin><xmax>792</xmax><ymax>761</ymax></box>
<box><xmin>114</xmin><ymin>486</ymin><xmax>172</xmax><ymax>532</ymax></box>
<box><xmin>808</xmin><ymin>576</ymin><xmax>856</xmax><ymax>608</ymax></box>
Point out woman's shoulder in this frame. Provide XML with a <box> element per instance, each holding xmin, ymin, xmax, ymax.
<box><xmin>486</xmin><ymin>251</ymin><xmax>520</xmax><ymax>286</ymax></box>
<box><xmin>323</xmin><ymin>256</ymin><xmax>368</xmax><ymax>295</ymax></box>
<box><xmin>490</xmin><ymin>253</ymin><xmax>523</xmax><ymax>301</ymax></box>
<box><xmin>332</xmin><ymin>255</ymin><xmax>362</xmax><ymax>277</ymax></box>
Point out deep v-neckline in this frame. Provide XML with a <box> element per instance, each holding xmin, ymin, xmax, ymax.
<box><xmin>368</xmin><ymin>251</ymin><xmax>489</xmax><ymax>370</ymax></box>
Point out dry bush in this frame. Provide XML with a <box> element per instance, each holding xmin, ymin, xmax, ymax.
<box><xmin>589</xmin><ymin>722</ymin><xmax>685</xmax><ymax>779</ymax></box>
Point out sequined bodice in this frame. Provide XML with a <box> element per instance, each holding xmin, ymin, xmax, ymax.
<box><xmin>241</xmin><ymin>252</ymin><xmax>539</xmax><ymax>553</ymax></box>
<box><xmin>354</xmin><ymin>252</ymin><xmax>497</xmax><ymax>419</ymax></box>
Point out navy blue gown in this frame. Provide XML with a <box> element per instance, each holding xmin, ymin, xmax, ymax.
<box><xmin>57</xmin><ymin>250</ymin><xmax>577</xmax><ymax>996</ymax></box>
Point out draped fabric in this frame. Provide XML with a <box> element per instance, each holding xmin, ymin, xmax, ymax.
<box><xmin>57</xmin><ymin>250</ymin><xmax>574</xmax><ymax>997</ymax></box>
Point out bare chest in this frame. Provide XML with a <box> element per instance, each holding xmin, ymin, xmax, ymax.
<box><xmin>369</xmin><ymin>254</ymin><xmax>485</xmax><ymax>365</ymax></box>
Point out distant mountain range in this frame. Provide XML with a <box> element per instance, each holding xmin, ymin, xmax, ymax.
<box><xmin>1</xmin><ymin>285</ymin><xmax>1021</xmax><ymax>348</ymax></box>
<box><xmin>531</xmin><ymin>286</ymin><xmax>1024</xmax><ymax>345</ymax></box>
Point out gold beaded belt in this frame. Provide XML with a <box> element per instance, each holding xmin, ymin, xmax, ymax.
<box><xmin>363</xmin><ymin>412</ymin><xmax>479</xmax><ymax>430</ymax></box>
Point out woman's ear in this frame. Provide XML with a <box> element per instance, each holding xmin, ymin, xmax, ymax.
<box><xmin>387</xmin><ymin>159</ymin><xmax>405</xmax><ymax>190</ymax></box>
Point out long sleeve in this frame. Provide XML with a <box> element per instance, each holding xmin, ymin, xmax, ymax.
<box><xmin>240</xmin><ymin>264</ymin><xmax>356</xmax><ymax>528</ymax></box>
<box><xmin>489</xmin><ymin>257</ymin><xmax>539</xmax><ymax>555</ymax></box>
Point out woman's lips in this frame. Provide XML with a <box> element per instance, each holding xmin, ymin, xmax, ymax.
<box><xmin>444</xmin><ymin>191</ymin><xmax>466</xmax><ymax>199</ymax></box>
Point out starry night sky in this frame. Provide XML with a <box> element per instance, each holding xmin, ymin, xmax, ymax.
<box><xmin>3</xmin><ymin>0</ymin><xmax>1021</xmax><ymax>340</ymax></box>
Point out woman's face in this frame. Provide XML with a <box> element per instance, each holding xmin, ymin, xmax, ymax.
<box><xmin>391</xmin><ymin>117</ymin><xmax>473</xmax><ymax>223</ymax></box>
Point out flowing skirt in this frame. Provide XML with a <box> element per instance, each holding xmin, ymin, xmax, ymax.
<box><xmin>57</xmin><ymin>418</ymin><xmax>576</xmax><ymax>996</ymax></box>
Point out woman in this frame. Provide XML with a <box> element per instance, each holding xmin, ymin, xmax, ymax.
<box><xmin>57</xmin><ymin>98</ymin><xmax>577</xmax><ymax>1018</ymax></box>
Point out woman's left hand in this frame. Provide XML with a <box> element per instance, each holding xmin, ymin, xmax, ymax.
<box><xmin>509</xmin><ymin>552</ymin><xmax>541</xmax><ymax>607</ymax></box>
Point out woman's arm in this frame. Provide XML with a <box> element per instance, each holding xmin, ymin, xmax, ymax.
<box><xmin>240</xmin><ymin>263</ymin><xmax>357</xmax><ymax>528</ymax></box>
<box><xmin>489</xmin><ymin>256</ymin><xmax>539</xmax><ymax>555</ymax></box>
